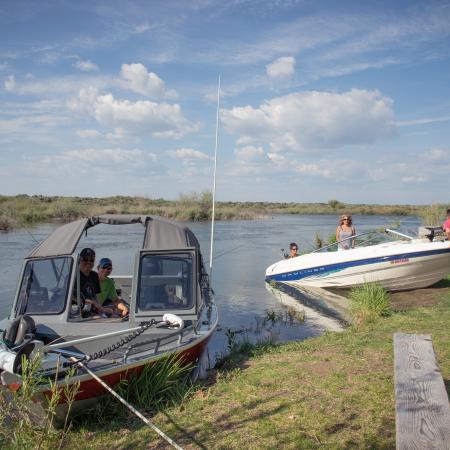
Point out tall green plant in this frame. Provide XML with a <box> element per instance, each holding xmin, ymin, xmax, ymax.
<box><xmin>81</xmin><ymin>354</ymin><xmax>195</xmax><ymax>425</ymax></box>
<box><xmin>349</xmin><ymin>282</ymin><xmax>391</xmax><ymax>326</ymax></box>
<box><xmin>0</xmin><ymin>356</ymin><xmax>79</xmax><ymax>450</ymax></box>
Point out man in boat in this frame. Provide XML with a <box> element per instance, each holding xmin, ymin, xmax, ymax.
<box><xmin>74</xmin><ymin>248</ymin><xmax>111</xmax><ymax>317</ymax></box>
<box><xmin>443</xmin><ymin>209</ymin><xmax>450</xmax><ymax>240</ymax></box>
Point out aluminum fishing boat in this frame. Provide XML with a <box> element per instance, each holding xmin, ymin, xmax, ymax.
<box><xmin>266</xmin><ymin>228</ymin><xmax>450</xmax><ymax>291</ymax></box>
<box><xmin>0</xmin><ymin>215</ymin><xmax>218</xmax><ymax>417</ymax></box>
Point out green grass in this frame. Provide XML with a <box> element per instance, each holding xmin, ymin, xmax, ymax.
<box><xmin>58</xmin><ymin>293</ymin><xmax>450</xmax><ymax>449</ymax></box>
<box><xmin>349</xmin><ymin>282</ymin><xmax>391</xmax><ymax>325</ymax></box>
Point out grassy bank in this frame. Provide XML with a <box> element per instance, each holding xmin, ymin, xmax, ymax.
<box><xmin>1</xmin><ymin>194</ymin><xmax>446</xmax><ymax>231</ymax></box>
<box><xmin>0</xmin><ymin>193</ymin><xmax>265</xmax><ymax>230</ymax></box>
<box><xmin>58</xmin><ymin>292</ymin><xmax>450</xmax><ymax>449</ymax></box>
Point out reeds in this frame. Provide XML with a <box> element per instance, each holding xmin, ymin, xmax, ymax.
<box><xmin>349</xmin><ymin>282</ymin><xmax>391</xmax><ymax>326</ymax></box>
<box><xmin>79</xmin><ymin>354</ymin><xmax>195</xmax><ymax>425</ymax></box>
<box><xmin>0</xmin><ymin>194</ymin><xmax>436</xmax><ymax>231</ymax></box>
<box><xmin>0</xmin><ymin>355</ymin><xmax>79</xmax><ymax>450</ymax></box>
<box><xmin>120</xmin><ymin>354</ymin><xmax>194</xmax><ymax>413</ymax></box>
<box><xmin>419</xmin><ymin>203</ymin><xmax>447</xmax><ymax>226</ymax></box>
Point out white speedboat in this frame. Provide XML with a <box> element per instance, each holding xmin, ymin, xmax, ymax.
<box><xmin>265</xmin><ymin>228</ymin><xmax>450</xmax><ymax>291</ymax></box>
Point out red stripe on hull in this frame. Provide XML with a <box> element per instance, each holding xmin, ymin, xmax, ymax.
<box><xmin>44</xmin><ymin>335</ymin><xmax>210</xmax><ymax>403</ymax></box>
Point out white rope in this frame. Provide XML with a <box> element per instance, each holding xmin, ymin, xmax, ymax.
<box><xmin>78</xmin><ymin>361</ymin><xmax>184</xmax><ymax>450</ymax></box>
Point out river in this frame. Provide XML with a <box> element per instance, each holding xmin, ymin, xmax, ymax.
<box><xmin>0</xmin><ymin>214</ymin><xmax>421</xmax><ymax>357</ymax></box>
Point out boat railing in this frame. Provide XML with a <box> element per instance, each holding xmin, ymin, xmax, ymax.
<box><xmin>312</xmin><ymin>231</ymin><xmax>374</xmax><ymax>253</ymax></box>
<box><xmin>313</xmin><ymin>229</ymin><xmax>409</xmax><ymax>253</ymax></box>
<box><xmin>385</xmin><ymin>228</ymin><xmax>413</xmax><ymax>240</ymax></box>
<box><xmin>46</xmin><ymin>322</ymin><xmax>198</xmax><ymax>367</ymax></box>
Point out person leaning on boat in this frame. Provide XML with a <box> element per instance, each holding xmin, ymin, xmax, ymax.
<box><xmin>74</xmin><ymin>247</ymin><xmax>111</xmax><ymax>316</ymax></box>
<box><xmin>336</xmin><ymin>215</ymin><xmax>356</xmax><ymax>250</ymax></box>
<box><xmin>97</xmin><ymin>257</ymin><xmax>129</xmax><ymax>317</ymax></box>
<box><xmin>443</xmin><ymin>209</ymin><xmax>450</xmax><ymax>240</ymax></box>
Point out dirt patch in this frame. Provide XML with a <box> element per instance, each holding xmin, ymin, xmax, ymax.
<box><xmin>390</xmin><ymin>281</ymin><xmax>450</xmax><ymax>310</ymax></box>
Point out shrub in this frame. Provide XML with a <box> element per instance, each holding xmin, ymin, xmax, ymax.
<box><xmin>349</xmin><ymin>282</ymin><xmax>391</xmax><ymax>326</ymax></box>
<box><xmin>419</xmin><ymin>203</ymin><xmax>446</xmax><ymax>226</ymax></box>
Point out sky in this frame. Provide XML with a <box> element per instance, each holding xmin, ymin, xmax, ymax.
<box><xmin>1</xmin><ymin>0</ymin><xmax>450</xmax><ymax>204</ymax></box>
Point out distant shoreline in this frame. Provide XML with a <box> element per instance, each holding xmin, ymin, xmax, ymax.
<box><xmin>0</xmin><ymin>193</ymin><xmax>442</xmax><ymax>231</ymax></box>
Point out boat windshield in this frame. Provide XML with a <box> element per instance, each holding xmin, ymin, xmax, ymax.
<box><xmin>313</xmin><ymin>229</ymin><xmax>411</xmax><ymax>253</ymax></box>
<box><xmin>16</xmin><ymin>257</ymin><xmax>72</xmax><ymax>315</ymax></box>
<box><xmin>137</xmin><ymin>253</ymin><xmax>193</xmax><ymax>312</ymax></box>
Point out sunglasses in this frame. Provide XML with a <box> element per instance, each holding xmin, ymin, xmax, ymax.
<box><xmin>82</xmin><ymin>258</ymin><xmax>95</xmax><ymax>263</ymax></box>
<box><xmin>101</xmin><ymin>266</ymin><xmax>112</xmax><ymax>270</ymax></box>
<box><xmin>343</xmin><ymin>218</ymin><xmax>349</xmax><ymax>220</ymax></box>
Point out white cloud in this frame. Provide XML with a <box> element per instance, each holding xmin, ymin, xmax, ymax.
<box><xmin>74</xmin><ymin>59</ymin><xmax>99</xmax><ymax>72</ymax></box>
<box><xmin>76</xmin><ymin>129</ymin><xmax>102</xmax><ymax>138</ymax></box>
<box><xmin>4</xmin><ymin>75</ymin><xmax>15</xmax><ymax>91</ymax></box>
<box><xmin>135</xmin><ymin>23</ymin><xmax>151</xmax><ymax>33</ymax></box>
<box><xmin>266</xmin><ymin>56</ymin><xmax>296</xmax><ymax>80</ymax></box>
<box><xmin>295</xmin><ymin>163</ymin><xmax>332</xmax><ymax>178</ymax></box>
<box><xmin>168</xmin><ymin>148</ymin><xmax>210</xmax><ymax>160</ymax></box>
<box><xmin>267</xmin><ymin>152</ymin><xmax>286</xmax><ymax>164</ymax></box>
<box><xmin>401</xmin><ymin>176</ymin><xmax>426</xmax><ymax>183</ymax></box>
<box><xmin>63</xmin><ymin>148</ymin><xmax>156</xmax><ymax>164</ymax></box>
<box><xmin>22</xmin><ymin>148</ymin><xmax>159</xmax><ymax>179</ymax></box>
<box><xmin>397</xmin><ymin>116</ymin><xmax>450</xmax><ymax>126</ymax></box>
<box><xmin>118</xmin><ymin>63</ymin><xmax>177</xmax><ymax>98</ymax></box>
<box><xmin>68</xmin><ymin>87</ymin><xmax>198</xmax><ymax>138</ymax></box>
<box><xmin>234</xmin><ymin>145</ymin><xmax>266</xmax><ymax>161</ymax></box>
<box><xmin>424</xmin><ymin>148</ymin><xmax>450</xmax><ymax>162</ymax></box>
<box><xmin>2</xmin><ymin>75</ymin><xmax>108</xmax><ymax>96</ymax></box>
<box><xmin>221</xmin><ymin>89</ymin><xmax>396</xmax><ymax>152</ymax></box>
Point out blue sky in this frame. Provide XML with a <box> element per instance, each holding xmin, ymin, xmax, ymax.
<box><xmin>1</xmin><ymin>0</ymin><xmax>450</xmax><ymax>204</ymax></box>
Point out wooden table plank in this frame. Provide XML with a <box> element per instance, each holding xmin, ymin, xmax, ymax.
<box><xmin>394</xmin><ymin>332</ymin><xmax>450</xmax><ymax>449</ymax></box>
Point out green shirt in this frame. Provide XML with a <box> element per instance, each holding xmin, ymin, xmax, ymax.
<box><xmin>98</xmin><ymin>277</ymin><xmax>117</xmax><ymax>305</ymax></box>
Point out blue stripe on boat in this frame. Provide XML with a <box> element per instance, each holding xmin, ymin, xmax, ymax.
<box><xmin>265</xmin><ymin>247</ymin><xmax>450</xmax><ymax>282</ymax></box>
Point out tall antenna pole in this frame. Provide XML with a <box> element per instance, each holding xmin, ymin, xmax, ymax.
<box><xmin>209</xmin><ymin>75</ymin><xmax>221</xmax><ymax>283</ymax></box>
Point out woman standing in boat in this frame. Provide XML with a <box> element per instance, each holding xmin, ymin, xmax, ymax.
<box><xmin>336</xmin><ymin>215</ymin><xmax>356</xmax><ymax>250</ymax></box>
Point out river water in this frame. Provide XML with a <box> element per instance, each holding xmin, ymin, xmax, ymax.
<box><xmin>0</xmin><ymin>214</ymin><xmax>421</xmax><ymax>357</ymax></box>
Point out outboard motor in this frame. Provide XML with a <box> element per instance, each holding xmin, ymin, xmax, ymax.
<box><xmin>0</xmin><ymin>315</ymin><xmax>36</xmax><ymax>375</ymax></box>
<box><xmin>4</xmin><ymin>315</ymin><xmax>36</xmax><ymax>346</ymax></box>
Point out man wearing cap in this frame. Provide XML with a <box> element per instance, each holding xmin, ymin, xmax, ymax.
<box><xmin>97</xmin><ymin>257</ymin><xmax>129</xmax><ymax>317</ymax></box>
<box><xmin>75</xmin><ymin>248</ymin><xmax>110</xmax><ymax>316</ymax></box>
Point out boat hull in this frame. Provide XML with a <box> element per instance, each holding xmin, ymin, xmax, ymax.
<box><xmin>266</xmin><ymin>241</ymin><xmax>450</xmax><ymax>291</ymax></box>
<box><xmin>2</xmin><ymin>304</ymin><xmax>218</xmax><ymax>421</ymax></box>
<box><xmin>50</xmin><ymin>331</ymin><xmax>212</xmax><ymax>420</ymax></box>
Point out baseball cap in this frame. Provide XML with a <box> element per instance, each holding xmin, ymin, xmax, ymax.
<box><xmin>99</xmin><ymin>257</ymin><xmax>112</xmax><ymax>268</ymax></box>
<box><xmin>80</xmin><ymin>248</ymin><xmax>95</xmax><ymax>259</ymax></box>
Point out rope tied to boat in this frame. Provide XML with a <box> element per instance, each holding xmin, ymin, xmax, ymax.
<box><xmin>78</xmin><ymin>360</ymin><xmax>184</xmax><ymax>450</ymax></box>
<box><xmin>82</xmin><ymin>319</ymin><xmax>157</xmax><ymax>362</ymax></box>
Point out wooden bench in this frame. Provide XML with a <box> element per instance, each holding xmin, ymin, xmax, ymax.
<box><xmin>394</xmin><ymin>333</ymin><xmax>450</xmax><ymax>449</ymax></box>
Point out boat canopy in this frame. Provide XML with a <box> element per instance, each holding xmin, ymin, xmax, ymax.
<box><xmin>27</xmin><ymin>215</ymin><xmax>200</xmax><ymax>259</ymax></box>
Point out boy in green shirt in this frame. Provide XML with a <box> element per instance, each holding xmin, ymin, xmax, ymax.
<box><xmin>97</xmin><ymin>258</ymin><xmax>129</xmax><ymax>317</ymax></box>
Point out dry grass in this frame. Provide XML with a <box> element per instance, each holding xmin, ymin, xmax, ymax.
<box><xmin>1</xmin><ymin>194</ymin><xmax>442</xmax><ymax>231</ymax></box>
